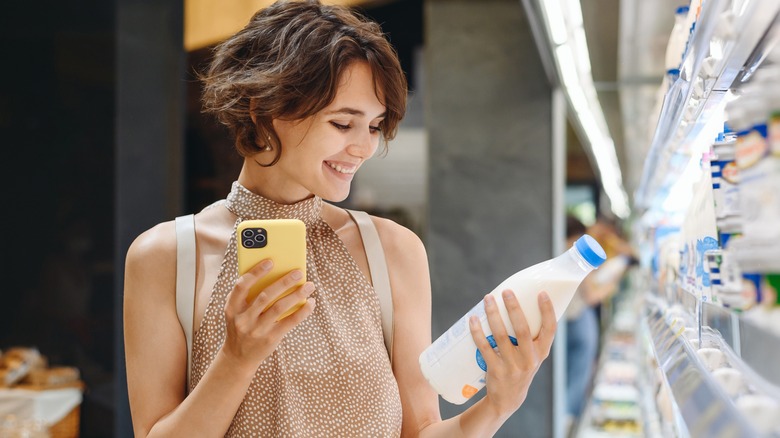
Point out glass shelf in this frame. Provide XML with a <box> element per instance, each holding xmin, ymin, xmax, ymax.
<box><xmin>702</xmin><ymin>301</ymin><xmax>780</xmax><ymax>389</ymax></box>
<box><xmin>644</xmin><ymin>298</ymin><xmax>761</xmax><ymax>437</ymax></box>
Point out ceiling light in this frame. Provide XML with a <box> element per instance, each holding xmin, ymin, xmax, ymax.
<box><xmin>542</xmin><ymin>0</ymin><xmax>568</xmax><ymax>45</ymax></box>
<box><xmin>540</xmin><ymin>0</ymin><xmax>630</xmax><ymax>219</ymax></box>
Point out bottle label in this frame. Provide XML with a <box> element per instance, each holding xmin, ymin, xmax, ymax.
<box><xmin>711</xmin><ymin>159</ymin><xmax>740</xmax><ymax>220</ymax></box>
<box><xmin>461</xmin><ymin>385</ymin><xmax>479</xmax><ymax>399</ymax></box>
<box><xmin>475</xmin><ymin>335</ymin><xmax>518</xmax><ymax>372</ymax></box>
<box><xmin>736</xmin><ymin>125</ymin><xmax>768</xmax><ymax>170</ymax></box>
<box><xmin>421</xmin><ymin>301</ymin><xmax>486</xmax><ymax>367</ymax></box>
<box><xmin>735</xmin><ymin>123</ymin><xmax>780</xmax><ymax>240</ymax></box>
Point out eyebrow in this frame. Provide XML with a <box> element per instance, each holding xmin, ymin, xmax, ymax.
<box><xmin>325</xmin><ymin>107</ymin><xmax>386</xmax><ymax>119</ymax></box>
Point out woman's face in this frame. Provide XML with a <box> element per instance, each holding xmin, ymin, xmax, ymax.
<box><xmin>259</xmin><ymin>61</ymin><xmax>386</xmax><ymax>203</ymax></box>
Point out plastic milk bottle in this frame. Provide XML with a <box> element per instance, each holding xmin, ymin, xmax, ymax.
<box><xmin>419</xmin><ymin>235</ymin><xmax>606</xmax><ymax>404</ymax></box>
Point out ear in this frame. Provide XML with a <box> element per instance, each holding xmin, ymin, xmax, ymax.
<box><xmin>249</xmin><ymin>98</ymin><xmax>259</xmax><ymax>125</ymax></box>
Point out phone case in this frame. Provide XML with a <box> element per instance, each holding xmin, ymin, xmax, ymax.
<box><xmin>236</xmin><ymin>219</ymin><xmax>307</xmax><ymax>320</ymax></box>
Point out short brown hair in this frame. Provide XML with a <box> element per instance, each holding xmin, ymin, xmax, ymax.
<box><xmin>201</xmin><ymin>0</ymin><xmax>408</xmax><ymax>164</ymax></box>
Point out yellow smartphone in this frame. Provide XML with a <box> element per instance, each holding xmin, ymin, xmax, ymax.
<box><xmin>236</xmin><ymin>219</ymin><xmax>307</xmax><ymax>320</ymax></box>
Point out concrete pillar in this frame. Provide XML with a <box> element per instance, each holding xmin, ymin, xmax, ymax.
<box><xmin>115</xmin><ymin>0</ymin><xmax>185</xmax><ymax>435</ymax></box>
<box><xmin>425</xmin><ymin>1</ymin><xmax>556</xmax><ymax>436</ymax></box>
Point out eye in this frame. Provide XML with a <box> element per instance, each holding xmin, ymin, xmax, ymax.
<box><xmin>369</xmin><ymin>125</ymin><xmax>382</xmax><ymax>134</ymax></box>
<box><xmin>330</xmin><ymin>122</ymin><xmax>350</xmax><ymax>130</ymax></box>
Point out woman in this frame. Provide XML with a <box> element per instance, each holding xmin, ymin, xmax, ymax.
<box><xmin>564</xmin><ymin>215</ymin><xmax>629</xmax><ymax>428</ymax></box>
<box><xmin>123</xmin><ymin>1</ymin><xmax>558</xmax><ymax>436</ymax></box>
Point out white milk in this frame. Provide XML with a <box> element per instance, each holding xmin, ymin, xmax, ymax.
<box><xmin>419</xmin><ymin>235</ymin><xmax>606</xmax><ymax>404</ymax></box>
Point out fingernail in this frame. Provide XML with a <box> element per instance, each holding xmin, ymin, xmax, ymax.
<box><xmin>502</xmin><ymin>290</ymin><xmax>514</xmax><ymax>300</ymax></box>
<box><xmin>539</xmin><ymin>291</ymin><xmax>550</xmax><ymax>302</ymax></box>
<box><xmin>484</xmin><ymin>295</ymin><xmax>494</xmax><ymax>307</ymax></box>
<box><xmin>261</xmin><ymin>259</ymin><xmax>273</xmax><ymax>269</ymax></box>
<box><xmin>469</xmin><ymin>316</ymin><xmax>478</xmax><ymax>326</ymax></box>
<box><xmin>291</xmin><ymin>270</ymin><xmax>303</xmax><ymax>280</ymax></box>
<box><xmin>304</xmin><ymin>282</ymin><xmax>315</xmax><ymax>293</ymax></box>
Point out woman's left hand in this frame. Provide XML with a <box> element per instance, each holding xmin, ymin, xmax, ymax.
<box><xmin>469</xmin><ymin>290</ymin><xmax>557</xmax><ymax>419</ymax></box>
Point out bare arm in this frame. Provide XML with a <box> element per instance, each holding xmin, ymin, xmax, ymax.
<box><xmin>375</xmin><ymin>218</ymin><xmax>557</xmax><ymax>438</ymax></box>
<box><xmin>123</xmin><ymin>223</ymin><xmax>316</xmax><ymax>437</ymax></box>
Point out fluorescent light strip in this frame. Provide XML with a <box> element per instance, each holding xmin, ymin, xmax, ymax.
<box><xmin>573</xmin><ymin>27</ymin><xmax>592</xmax><ymax>75</ymax></box>
<box><xmin>542</xmin><ymin>0</ymin><xmax>568</xmax><ymax>45</ymax></box>
<box><xmin>565</xmin><ymin>0</ymin><xmax>584</xmax><ymax>27</ymax></box>
<box><xmin>543</xmin><ymin>0</ymin><xmax>630</xmax><ymax>218</ymax></box>
<box><xmin>555</xmin><ymin>44</ymin><xmax>580</xmax><ymax>90</ymax></box>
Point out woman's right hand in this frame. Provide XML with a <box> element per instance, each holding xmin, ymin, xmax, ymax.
<box><xmin>221</xmin><ymin>259</ymin><xmax>316</xmax><ymax>370</ymax></box>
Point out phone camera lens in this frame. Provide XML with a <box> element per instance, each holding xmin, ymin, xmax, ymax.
<box><xmin>254</xmin><ymin>234</ymin><xmax>266</xmax><ymax>244</ymax></box>
<box><xmin>243</xmin><ymin>239</ymin><xmax>255</xmax><ymax>248</ymax></box>
<box><xmin>242</xmin><ymin>229</ymin><xmax>254</xmax><ymax>239</ymax></box>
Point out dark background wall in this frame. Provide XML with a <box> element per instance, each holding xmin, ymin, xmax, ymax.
<box><xmin>1</xmin><ymin>1</ymin><xmax>116</xmax><ymax>436</ymax></box>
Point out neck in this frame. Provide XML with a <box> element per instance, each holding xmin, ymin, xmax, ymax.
<box><xmin>237</xmin><ymin>159</ymin><xmax>314</xmax><ymax>205</ymax></box>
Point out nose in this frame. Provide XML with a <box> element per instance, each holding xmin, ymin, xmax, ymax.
<box><xmin>347</xmin><ymin>128</ymin><xmax>378</xmax><ymax>159</ymax></box>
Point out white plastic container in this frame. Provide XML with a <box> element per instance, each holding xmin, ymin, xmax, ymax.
<box><xmin>419</xmin><ymin>235</ymin><xmax>606</xmax><ymax>404</ymax></box>
<box><xmin>683</xmin><ymin>0</ymin><xmax>700</xmax><ymax>44</ymax></box>
<box><xmin>665</xmin><ymin>6</ymin><xmax>690</xmax><ymax>71</ymax></box>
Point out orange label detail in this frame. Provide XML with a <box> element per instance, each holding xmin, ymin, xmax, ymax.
<box><xmin>461</xmin><ymin>385</ymin><xmax>479</xmax><ymax>399</ymax></box>
<box><xmin>722</xmin><ymin>162</ymin><xmax>739</xmax><ymax>184</ymax></box>
<box><xmin>736</xmin><ymin>131</ymin><xmax>768</xmax><ymax>169</ymax></box>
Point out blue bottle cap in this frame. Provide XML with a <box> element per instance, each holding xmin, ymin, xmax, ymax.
<box><xmin>575</xmin><ymin>235</ymin><xmax>606</xmax><ymax>268</ymax></box>
<box><xmin>676</xmin><ymin>6</ymin><xmax>689</xmax><ymax>15</ymax></box>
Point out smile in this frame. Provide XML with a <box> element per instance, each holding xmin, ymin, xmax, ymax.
<box><xmin>325</xmin><ymin>161</ymin><xmax>357</xmax><ymax>175</ymax></box>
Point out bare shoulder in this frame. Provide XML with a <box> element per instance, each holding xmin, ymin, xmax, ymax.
<box><xmin>369</xmin><ymin>215</ymin><xmax>428</xmax><ymax>273</ymax></box>
<box><xmin>125</xmin><ymin>221</ymin><xmax>177</xmax><ymax>295</ymax></box>
<box><xmin>127</xmin><ymin>222</ymin><xmax>176</xmax><ymax>266</ymax></box>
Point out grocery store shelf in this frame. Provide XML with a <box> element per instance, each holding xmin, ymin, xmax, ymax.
<box><xmin>575</xmin><ymin>285</ymin><xmax>655</xmax><ymax>438</ymax></box>
<box><xmin>635</xmin><ymin>0</ymin><xmax>780</xmax><ymax>210</ymax></box>
<box><xmin>703</xmin><ymin>301</ymin><xmax>780</xmax><ymax>389</ymax></box>
<box><xmin>712</xmin><ymin>4</ymin><xmax>780</xmax><ymax>91</ymax></box>
<box><xmin>644</xmin><ymin>298</ymin><xmax>760</xmax><ymax>437</ymax></box>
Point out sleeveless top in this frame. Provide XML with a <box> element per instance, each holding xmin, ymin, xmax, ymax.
<box><xmin>190</xmin><ymin>182</ymin><xmax>403</xmax><ymax>437</ymax></box>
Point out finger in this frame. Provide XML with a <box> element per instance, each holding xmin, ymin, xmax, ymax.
<box><xmin>484</xmin><ymin>293</ymin><xmax>513</xmax><ymax>356</ymax></box>
<box><xmin>270</xmin><ymin>297</ymin><xmax>317</xmax><ymax>334</ymax></box>
<box><xmin>227</xmin><ymin>259</ymin><xmax>274</xmax><ymax>312</ymax></box>
<box><xmin>469</xmin><ymin>313</ymin><xmax>498</xmax><ymax>364</ymax></box>
<box><xmin>248</xmin><ymin>268</ymin><xmax>305</xmax><ymax>314</ymax></box>
<box><xmin>262</xmin><ymin>282</ymin><xmax>315</xmax><ymax>321</ymax></box>
<box><xmin>502</xmin><ymin>290</ymin><xmax>533</xmax><ymax>368</ymax></box>
<box><xmin>534</xmin><ymin>292</ymin><xmax>558</xmax><ymax>358</ymax></box>
<box><xmin>502</xmin><ymin>290</ymin><xmax>533</xmax><ymax>347</ymax></box>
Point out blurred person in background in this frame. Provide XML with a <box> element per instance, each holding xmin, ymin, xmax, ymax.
<box><xmin>564</xmin><ymin>214</ymin><xmax>631</xmax><ymax>433</ymax></box>
<box><xmin>123</xmin><ymin>1</ymin><xmax>559</xmax><ymax>437</ymax></box>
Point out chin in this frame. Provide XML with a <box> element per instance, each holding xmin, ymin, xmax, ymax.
<box><xmin>327</xmin><ymin>191</ymin><xmax>350</xmax><ymax>203</ymax></box>
<box><xmin>317</xmin><ymin>186</ymin><xmax>351</xmax><ymax>203</ymax></box>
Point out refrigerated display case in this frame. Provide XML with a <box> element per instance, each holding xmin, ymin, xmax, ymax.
<box><xmin>581</xmin><ymin>1</ymin><xmax>780</xmax><ymax>436</ymax></box>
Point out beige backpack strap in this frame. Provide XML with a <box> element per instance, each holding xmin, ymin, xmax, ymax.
<box><xmin>175</xmin><ymin>214</ymin><xmax>196</xmax><ymax>389</ymax></box>
<box><xmin>346</xmin><ymin>210</ymin><xmax>394</xmax><ymax>362</ymax></box>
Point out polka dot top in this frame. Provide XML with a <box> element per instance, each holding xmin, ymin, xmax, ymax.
<box><xmin>190</xmin><ymin>182</ymin><xmax>402</xmax><ymax>437</ymax></box>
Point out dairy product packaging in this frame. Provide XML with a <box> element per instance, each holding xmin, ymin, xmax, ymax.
<box><xmin>710</xmin><ymin>134</ymin><xmax>740</xmax><ymax>233</ymax></box>
<box><xmin>665</xmin><ymin>6</ymin><xmax>690</xmax><ymax>72</ymax></box>
<box><xmin>680</xmin><ymin>160</ymin><xmax>719</xmax><ymax>301</ymax></box>
<box><xmin>726</xmin><ymin>66</ymin><xmax>780</xmax><ymax>273</ymax></box>
<box><xmin>419</xmin><ymin>235</ymin><xmax>606</xmax><ymax>404</ymax></box>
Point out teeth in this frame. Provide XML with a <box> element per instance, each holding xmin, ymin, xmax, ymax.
<box><xmin>327</xmin><ymin>162</ymin><xmax>355</xmax><ymax>174</ymax></box>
